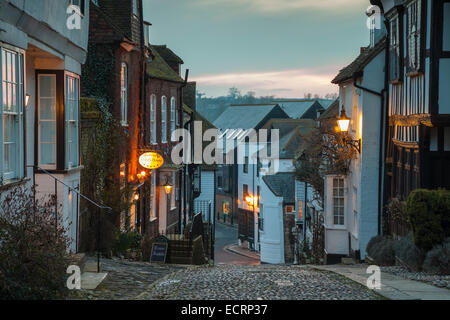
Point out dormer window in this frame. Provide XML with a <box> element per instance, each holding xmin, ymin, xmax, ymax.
<box><xmin>144</xmin><ymin>22</ymin><xmax>151</xmax><ymax>47</ymax></box>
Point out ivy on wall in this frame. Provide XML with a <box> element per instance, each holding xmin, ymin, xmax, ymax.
<box><xmin>79</xmin><ymin>43</ymin><xmax>132</xmax><ymax>253</ymax></box>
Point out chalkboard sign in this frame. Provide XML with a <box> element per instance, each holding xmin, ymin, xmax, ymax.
<box><xmin>150</xmin><ymin>236</ymin><xmax>169</xmax><ymax>263</ymax></box>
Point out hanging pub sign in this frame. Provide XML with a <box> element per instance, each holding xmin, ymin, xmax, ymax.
<box><xmin>139</xmin><ymin>152</ymin><xmax>164</xmax><ymax>170</ymax></box>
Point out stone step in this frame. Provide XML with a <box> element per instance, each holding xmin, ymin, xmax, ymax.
<box><xmin>68</xmin><ymin>253</ymin><xmax>87</xmax><ymax>273</ymax></box>
<box><xmin>341</xmin><ymin>257</ymin><xmax>356</xmax><ymax>265</ymax></box>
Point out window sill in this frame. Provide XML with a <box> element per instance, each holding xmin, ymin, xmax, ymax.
<box><xmin>35</xmin><ymin>165</ymin><xmax>84</xmax><ymax>175</ymax></box>
<box><xmin>0</xmin><ymin>177</ymin><xmax>31</xmax><ymax>191</ymax></box>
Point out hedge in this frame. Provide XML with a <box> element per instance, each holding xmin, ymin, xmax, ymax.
<box><xmin>406</xmin><ymin>189</ymin><xmax>450</xmax><ymax>252</ymax></box>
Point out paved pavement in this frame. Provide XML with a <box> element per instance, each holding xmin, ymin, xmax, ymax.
<box><xmin>214</xmin><ymin>222</ymin><xmax>260</xmax><ymax>266</ymax></box>
<box><xmin>136</xmin><ymin>265</ymin><xmax>384</xmax><ymax>300</ymax></box>
<box><xmin>312</xmin><ymin>264</ymin><xmax>450</xmax><ymax>300</ymax></box>
<box><xmin>69</xmin><ymin>258</ymin><xmax>185</xmax><ymax>300</ymax></box>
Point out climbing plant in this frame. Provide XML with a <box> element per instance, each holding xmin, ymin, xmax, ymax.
<box><xmin>294</xmin><ymin>126</ymin><xmax>357</xmax><ymax>206</ymax></box>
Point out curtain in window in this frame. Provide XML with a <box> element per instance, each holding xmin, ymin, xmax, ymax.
<box><xmin>65</xmin><ymin>75</ymin><xmax>79</xmax><ymax>168</ymax></box>
<box><xmin>1</xmin><ymin>48</ymin><xmax>24</xmax><ymax>182</ymax></box>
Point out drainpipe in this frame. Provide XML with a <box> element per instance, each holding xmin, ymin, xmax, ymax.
<box><xmin>180</xmin><ymin>69</ymin><xmax>190</xmax><ymax>230</ymax></box>
<box><xmin>352</xmin><ymin>44</ymin><xmax>388</xmax><ymax>236</ymax></box>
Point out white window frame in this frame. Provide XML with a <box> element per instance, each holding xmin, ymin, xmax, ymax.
<box><xmin>170</xmin><ymin>96</ymin><xmax>176</xmax><ymax>141</ymax></box>
<box><xmin>65</xmin><ymin>72</ymin><xmax>80</xmax><ymax>169</ymax></box>
<box><xmin>38</xmin><ymin>73</ymin><xmax>57</xmax><ymax>170</ymax></box>
<box><xmin>0</xmin><ymin>46</ymin><xmax>24</xmax><ymax>183</ymax></box>
<box><xmin>150</xmin><ymin>94</ymin><xmax>156</xmax><ymax>144</ymax></box>
<box><xmin>120</xmin><ymin>63</ymin><xmax>128</xmax><ymax>126</ymax></box>
<box><xmin>332</xmin><ymin>178</ymin><xmax>345</xmax><ymax>226</ymax></box>
<box><xmin>161</xmin><ymin>96</ymin><xmax>167</xmax><ymax>143</ymax></box>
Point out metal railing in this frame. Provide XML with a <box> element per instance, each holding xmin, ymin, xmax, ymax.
<box><xmin>28</xmin><ymin>165</ymin><xmax>112</xmax><ymax>272</ymax></box>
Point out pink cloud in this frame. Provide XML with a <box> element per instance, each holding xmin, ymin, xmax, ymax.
<box><xmin>192</xmin><ymin>67</ymin><xmax>339</xmax><ymax>98</ymax></box>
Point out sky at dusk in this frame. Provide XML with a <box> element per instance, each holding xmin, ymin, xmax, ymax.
<box><xmin>143</xmin><ymin>0</ymin><xmax>371</xmax><ymax>98</ymax></box>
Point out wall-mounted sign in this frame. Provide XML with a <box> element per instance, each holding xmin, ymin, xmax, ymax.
<box><xmin>139</xmin><ymin>152</ymin><xmax>164</xmax><ymax>170</ymax></box>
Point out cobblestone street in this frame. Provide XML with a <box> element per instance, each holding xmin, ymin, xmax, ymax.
<box><xmin>70</xmin><ymin>260</ymin><xmax>384</xmax><ymax>300</ymax></box>
<box><xmin>136</xmin><ymin>265</ymin><xmax>383</xmax><ymax>300</ymax></box>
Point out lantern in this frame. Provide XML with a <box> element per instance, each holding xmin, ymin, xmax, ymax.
<box><xmin>337</xmin><ymin>106</ymin><xmax>351</xmax><ymax>133</ymax></box>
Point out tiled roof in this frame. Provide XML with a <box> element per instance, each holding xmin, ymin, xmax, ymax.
<box><xmin>260</xmin><ymin>119</ymin><xmax>315</xmax><ymax>159</ymax></box>
<box><xmin>263</xmin><ymin>173</ymin><xmax>295</xmax><ymax>204</ymax></box>
<box><xmin>272</xmin><ymin>99</ymin><xmax>334</xmax><ymax>119</ymax></box>
<box><xmin>146</xmin><ymin>45</ymin><xmax>185</xmax><ymax>83</ymax></box>
<box><xmin>97</xmin><ymin>0</ymin><xmax>133</xmax><ymax>40</ymax></box>
<box><xmin>332</xmin><ymin>37</ymin><xmax>387</xmax><ymax>84</ymax></box>
<box><xmin>318</xmin><ymin>99</ymin><xmax>339</xmax><ymax>120</ymax></box>
<box><xmin>213</xmin><ymin>104</ymin><xmax>288</xmax><ymax>130</ymax></box>
<box><xmin>153</xmin><ymin>45</ymin><xmax>184</xmax><ymax>64</ymax></box>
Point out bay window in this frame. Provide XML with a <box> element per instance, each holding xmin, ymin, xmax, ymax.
<box><xmin>1</xmin><ymin>47</ymin><xmax>24</xmax><ymax>183</ymax></box>
<box><xmin>161</xmin><ymin>96</ymin><xmax>167</xmax><ymax>143</ymax></box>
<box><xmin>37</xmin><ymin>70</ymin><xmax>80</xmax><ymax>171</ymax></box>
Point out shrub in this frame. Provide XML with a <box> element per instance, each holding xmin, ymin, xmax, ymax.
<box><xmin>366</xmin><ymin>236</ymin><xmax>396</xmax><ymax>266</ymax></box>
<box><xmin>0</xmin><ymin>187</ymin><xmax>70</xmax><ymax>300</ymax></box>
<box><xmin>113</xmin><ymin>231</ymin><xmax>142</xmax><ymax>255</ymax></box>
<box><xmin>423</xmin><ymin>238</ymin><xmax>450</xmax><ymax>275</ymax></box>
<box><xmin>394</xmin><ymin>233</ymin><xmax>425</xmax><ymax>272</ymax></box>
<box><xmin>406</xmin><ymin>189</ymin><xmax>450</xmax><ymax>251</ymax></box>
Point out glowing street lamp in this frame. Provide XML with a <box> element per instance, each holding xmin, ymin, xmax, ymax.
<box><xmin>337</xmin><ymin>105</ymin><xmax>361</xmax><ymax>154</ymax></box>
<box><xmin>337</xmin><ymin>106</ymin><xmax>351</xmax><ymax>133</ymax></box>
<box><xmin>164</xmin><ymin>178</ymin><xmax>173</xmax><ymax>195</ymax></box>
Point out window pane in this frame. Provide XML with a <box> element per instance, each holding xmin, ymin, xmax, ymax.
<box><xmin>40</xmin><ymin>122</ymin><xmax>56</xmax><ymax>143</ymax></box>
<box><xmin>40</xmin><ymin>143</ymin><xmax>56</xmax><ymax>165</ymax></box>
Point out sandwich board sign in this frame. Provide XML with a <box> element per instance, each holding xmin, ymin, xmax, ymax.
<box><xmin>150</xmin><ymin>236</ymin><xmax>169</xmax><ymax>263</ymax></box>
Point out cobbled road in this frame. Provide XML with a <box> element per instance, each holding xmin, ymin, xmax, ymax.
<box><xmin>136</xmin><ymin>265</ymin><xmax>384</xmax><ymax>300</ymax></box>
<box><xmin>71</xmin><ymin>259</ymin><xmax>383</xmax><ymax>300</ymax></box>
